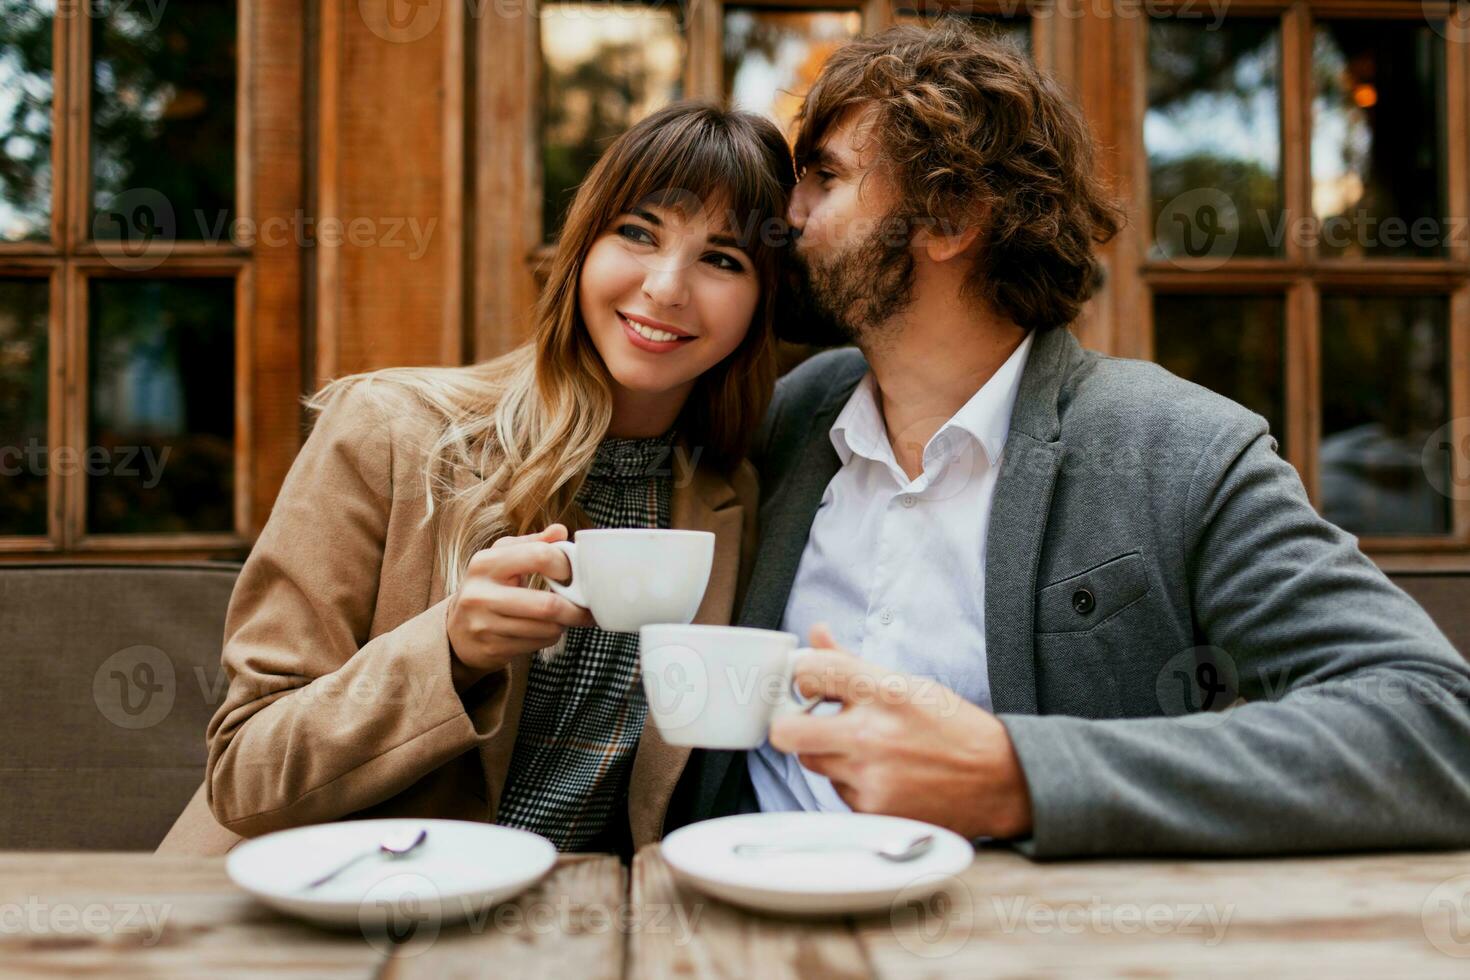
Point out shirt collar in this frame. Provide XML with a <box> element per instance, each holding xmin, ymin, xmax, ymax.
<box><xmin>829</xmin><ymin>328</ymin><xmax>1037</xmax><ymax>470</ymax></box>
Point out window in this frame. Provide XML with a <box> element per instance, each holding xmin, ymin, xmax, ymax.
<box><xmin>0</xmin><ymin>1</ymin><xmax>253</xmax><ymax>555</ymax></box>
<box><xmin>1136</xmin><ymin>3</ymin><xmax>1470</xmax><ymax>561</ymax></box>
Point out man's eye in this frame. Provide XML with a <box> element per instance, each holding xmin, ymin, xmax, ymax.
<box><xmin>617</xmin><ymin>224</ymin><xmax>655</xmax><ymax>244</ymax></box>
<box><xmin>815</xmin><ymin>170</ymin><xmax>835</xmax><ymax>183</ymax></box>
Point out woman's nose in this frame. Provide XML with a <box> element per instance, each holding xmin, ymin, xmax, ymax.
<box><xmin>642</xmin><ymin>266</ymin><xmax>689</xmax><ymax>309</ymax></box>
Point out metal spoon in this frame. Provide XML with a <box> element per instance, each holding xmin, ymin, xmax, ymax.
<box><xmin>732</xmin><ymin>832</ymin><xmax>934</xmax><ymax>862</ymax></box>
<box><xmin>300</xmin><ymin>827</ymin><xmax>429</xmax><ymax>890</ymax></box>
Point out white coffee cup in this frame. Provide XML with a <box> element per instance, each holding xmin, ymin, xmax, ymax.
<box><xmin>639</xmin><ymin>625</ymin><xmax>820</xmax><ymax>749</ymax></box>
<box><xmin>545</xmin><ymin>529</ymin><xmax>715</xmax><ymax>633</ymax></box>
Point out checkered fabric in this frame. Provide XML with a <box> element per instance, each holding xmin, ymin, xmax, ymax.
<box><xmin>494</xmin><ymin>433</ymin><xmax>674</xmax><ymax>851</ymax></box>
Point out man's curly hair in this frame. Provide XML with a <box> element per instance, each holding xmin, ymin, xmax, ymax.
<box><xmin>792</xmin><ymin>22</ymin><xmax>1123</xmax><ymax>332</ymax></box>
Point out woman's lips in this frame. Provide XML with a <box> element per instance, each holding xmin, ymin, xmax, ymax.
<box><xmin>618</xmin><ymin>312</ymin><xmax>695</xmax><ymax>354</ymax></box>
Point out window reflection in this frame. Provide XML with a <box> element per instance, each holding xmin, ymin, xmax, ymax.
<box><xmin>540</xmin><ymin>1</ymin><xmax>685</xmax><ymax>241</ymax></box>
<box><xmin>0</xmin><ymin>278</ymin><xmax>49</xmax><ymax>536</ymax></box>
<box><xmin>91</xmin><ymin>1</ymin><xmax>236</xmax><ymax>242</ymax></box>
<box><xmin>1147</xmin><ymin>18</ymin><xmax>1282</xmax><ymax>259</ymax></box>
<box><xmin>0</xmin><ymin>0</ymin><xmax>54</xmax><ymax>242</ymax></box>
<box><xmin>1312</xmin><ymin>20</ymin><xmax>1447</xmax><ymax>258</ymax></box>
<box><xmin>1320</xmin><ymin>294</ymin><xmax>1450</xmax><ymax>536</ymax></box>
<box><xmin>1153</xmin><ymin>293</ymin><xmax>1286</xmax><ymax>450</ymax></box>
<box><xmin>87</xmin><ymin>278</ymin><xmax>235</xmax><ymax>535</ymax></box>
<box><xmin>723</xmin><ymin>8</ymin><xmax>861</xmax><ymax>142</ymax></box>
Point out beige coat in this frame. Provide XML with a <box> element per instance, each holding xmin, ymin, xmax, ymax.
<box><xmin>157</xmin><ymin>380</ymin><xmax>757</xmax><ymax>856</ymax></box>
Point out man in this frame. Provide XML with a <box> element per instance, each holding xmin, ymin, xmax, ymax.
<box><xmin>667</xmin><ymin>23</ymin><xmax>1470</xmax><ymax>857</ymax></box>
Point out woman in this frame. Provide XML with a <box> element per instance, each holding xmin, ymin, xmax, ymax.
<box><xmin>158</xmin><ymin>101</ymin><xmax>795</xmax><ymax>858</ymax></box>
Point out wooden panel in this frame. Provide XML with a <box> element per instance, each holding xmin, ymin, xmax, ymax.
<box><xmin>316</xmin><ymin>0</ymin><xmax>465</xmax><ymax>386</ymax></box>
<box><xmin>473</xmin><ymin>0</ymin><xmax>540</xmax><ymax>362</ymax></box>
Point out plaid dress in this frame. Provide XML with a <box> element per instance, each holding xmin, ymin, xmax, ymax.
<box><xmin>494</xmin><ymin>434</ymin><xmax>674</xmax><ymax>851</ymax></box>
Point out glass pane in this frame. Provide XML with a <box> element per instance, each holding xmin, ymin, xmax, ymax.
<box><xmin>1312</xmin><ymin>20</ymin><xmax>1446</xmax><ymax>258</ymax></box>
<box><xmin>1320</xmin><ymin>294</ymin><xmax>1450</xmax><ymax>536</ymax></box>
<box><xmin>540</xmin><ymin>1</ymin><xmax>685</xmax><ymax>241</ymax></box>
<box><xmin>723</xmin><ymin>8</ymin><xmax>862</xmax><ymax>142</ymax></box>
<box><xmin>1153</xmin><ymin>293</ymin><xmax>1286</xmax><ymax>450</ymax></box>
<box><xmin>87</xmin><ymin>278</ymin><xmax>235</xmax><ymax>535</ymax></box>
<box><xmin>1147</xmin><ymin>18</ymin><xmax>1282</xmax><ymax>260</ymax></box>
<box><xmin>0</xmin><ymin>0</ymin><xmax>53</xmax><ymax>242</ymax></box>
<box><xmin>0</xmin><ymin>278</ymin><xmax>49</xmax><ymax>536</ymax></box>
<box><xmin>91</xmin><ymin>2</ymin><xmax>236</xmax><ymax>243</ymax></box>
<box><xmin>894</xmin><ymin>8</ymin><xmax>1032</xmax><ymax>56</ymax></box>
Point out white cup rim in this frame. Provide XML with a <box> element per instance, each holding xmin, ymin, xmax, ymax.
<box><xmin>639</xmin><ymin>624</ymin><xmax>796</xmax><ymax>644</ymax></box>
<box><xmin>573</xmin><ymin>528</ymin><xmax>714</xmax><ymax>540</ymax></box>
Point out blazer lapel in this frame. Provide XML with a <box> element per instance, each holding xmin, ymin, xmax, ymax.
<box><xmin>626</xmin><ymin>455</ymin><xmax>744</xmax><ymax>846</ymax></box>
<box><xmin>983</xmin><ymin>326</ymin><xmax>1076</xmax><ymax>715</ymax></box>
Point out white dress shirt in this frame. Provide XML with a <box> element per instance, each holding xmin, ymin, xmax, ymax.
<box><xmin>749</xmin><ymin>330</ymin><xmax>1036</xmax><ymax>812</ymax></box>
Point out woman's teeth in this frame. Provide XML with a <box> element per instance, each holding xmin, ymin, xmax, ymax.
<box><xmin>622</xmin><ymin>314</ymin><xmax>683</xmax><ymax>343</ymax></box>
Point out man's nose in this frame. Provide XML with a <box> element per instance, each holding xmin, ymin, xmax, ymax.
<box><xmin>786</xmin><ymin>183</ymin><xmax>810</xmax><ymax>232</ymax></box>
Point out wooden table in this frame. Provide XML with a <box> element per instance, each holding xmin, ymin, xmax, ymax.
<box><xmin>4</xmin><ymin>849</ymin><xmax>1469</xmax><ymax>977</ymax></box>
<box><xmin>0</xmin><ymin>852</ymin><xmax>625</xmax><ymax>979</ymax></box>
<box><xmin>630</xmin><ymin>847</ymin><xmax>1470</xmax><ymax>978</ymax></box>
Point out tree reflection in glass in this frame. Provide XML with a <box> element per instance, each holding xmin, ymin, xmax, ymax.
<box><xmin>724</xmin><ymin>8</ymin><xmax>861</xmax><ymax>142</ymax></box>
<box><xmin>540</xmin><ymin>1</ymin><xmax>685</xmax><ymax>242</ymax></box>
<box><xmin>0</xmin><ymin>279</ymin><xmax>49</xmax><ymax>536</ymax></box>
<box><xmin>1312</xmin><ymin>20</ymin><xmax>1446</xmax><ymax>259</ymax></box>
<box><xmin>0</xmin><ymin>0</ymin><xmax>54</xmax><ymax>242</ymax></box>
<box><xmin>1147</xmin><ymin>18</ymin><xmax>1282</xmax><ymax>260</ymax></box>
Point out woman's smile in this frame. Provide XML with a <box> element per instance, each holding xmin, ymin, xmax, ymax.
<box><xmin>618</xmin><ymin>310</ymin><xmax>696</xmax><ymax>353</ymax></box>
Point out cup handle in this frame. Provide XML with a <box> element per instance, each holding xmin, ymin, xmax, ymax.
<box><xmin>544</xmin><ymin>540</ymin><xmax>588</xmax><ymax>609</ymax></box>
<box><xmin>780</xmin><ymin>647</ymin><xmax>825</xmax><ymax>715</ymax></box>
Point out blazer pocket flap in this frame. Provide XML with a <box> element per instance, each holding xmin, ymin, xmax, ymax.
<box><xmin>1035</xmin><ymin>551</ymin><xmax>1149</xmax><ymax>634</ymax></box>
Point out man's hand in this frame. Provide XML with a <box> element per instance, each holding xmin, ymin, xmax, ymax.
<box><xmin>768</xmin><ymin>625</ymin><xmax>1033</xmax><ymax>840</ymax></box>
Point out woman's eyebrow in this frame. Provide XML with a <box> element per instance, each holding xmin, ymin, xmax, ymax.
<box><xmin>629</xmin><ymin>205</ymin><xmax>749</xmax><ymax>255</ymax></box>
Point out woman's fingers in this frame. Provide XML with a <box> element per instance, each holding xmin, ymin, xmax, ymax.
<box><xmin>478</xmin><ymin>612</ymin><xmax>566</xmax><ymax>645</ymax></box>
<box><xmin>471</xmin><ymin>541</ymin><xmax>574</xmax><ymax>587</ymax></box>
<box><xmin>482</xmin><ymin>585</ymin><xmax>594</xmax><ymax>628</ymax></box>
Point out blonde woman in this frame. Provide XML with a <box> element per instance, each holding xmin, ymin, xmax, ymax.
<box><xmin>158</xmin><ymin>102</ymin><xmax>795</xmax><ymax>859</ymax></box>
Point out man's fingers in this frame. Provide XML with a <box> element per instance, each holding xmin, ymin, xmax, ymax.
<box><xmin>790</xmin><ymin>648</ymin><xmax>890</xmax><ymax>704</ymax></box>
<box><xmin>808</xmin><ymin>622</ymin><xmax>839</xmax><ymax>650</ymax></box>
<box><xmin>793</xmin><ymin>752</ymin><xmax>848</xmax><ymax>781</ymax></box>
<box><xmin>768</xmin><ymin>711</ymin><xmax>853</xmax><ymax>756</ymax></box>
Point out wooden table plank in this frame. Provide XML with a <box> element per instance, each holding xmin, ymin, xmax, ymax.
<box><xmin>629</xmin><ymin>848</ymin><xmax>873</xmax><ymax>980</ymax></box>
<box><xmin>0</xmin><ymin>852</ymin><xmax>383</xmax><ymax>979</ymax></box>
<box><xmin>382</xmin><ymin>853</ymin><xmax>626</xmax><ymax>979</ymax></box>
<box><xmin>0</xmin><ymin>852</ymin><xmax>626</xmax><ymax>980</ymax></box>
<box><xmin>862</xmin><ymin>849</ymin><xmax>1470</xmax><ymax>978</ymax></box>
<box><xmin>629</xmin><ymin>846</ymin><xmax>1470</xmax><ymax>979</ymax></box>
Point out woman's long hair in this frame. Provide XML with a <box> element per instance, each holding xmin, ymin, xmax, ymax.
<box><xmin>305</xmin><ymin>102</ymin><xmax>795</xmax><ymax>594</ymax></box>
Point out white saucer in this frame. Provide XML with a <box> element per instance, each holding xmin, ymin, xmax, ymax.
<box><xmin>660</xmin><ymin>812</ymin><xmax>974</xmax><ymax>916</ymax></box>
<box><xmin>226</xmin><ymin>818</ymin><xmax>556</xmax><ymax>928</ymax></box>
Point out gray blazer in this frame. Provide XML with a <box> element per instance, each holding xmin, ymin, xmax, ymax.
<box><xmin>671</xmin><ymin>324</ymin><xmax>1470</xmax><ymax>857</ymax></box>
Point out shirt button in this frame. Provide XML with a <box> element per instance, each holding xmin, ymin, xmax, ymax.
<box><xmin>901</xmin><ymin>495</ymin><xmax>917</xmax><ymax>508</ymax></box>
<box><xmin>879</xmin><ymin>608</ymin><xmax>895</xmax><ymax>626</ymax></box>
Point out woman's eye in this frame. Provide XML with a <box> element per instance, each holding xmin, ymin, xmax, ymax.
<box><xmin>616</xmin><ymin>223</ymin><xmax>655</xmax><ymax>245</ymax></box>
<box><xmin>704</xmin><ymin>252</ymin><xmax>743</xmax><ymax>272</ymax></box>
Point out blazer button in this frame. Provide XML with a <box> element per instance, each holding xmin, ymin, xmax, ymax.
<box><xmin>1072</xmin><ymin>588</ymin><xmax>1095</xmax><ymax>615</ymax></box>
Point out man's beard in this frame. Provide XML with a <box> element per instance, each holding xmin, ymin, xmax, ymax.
<box><xmin>776</xmin><ymin>215</ymin><xmax>917</xmax><ymax>350</ymax></box>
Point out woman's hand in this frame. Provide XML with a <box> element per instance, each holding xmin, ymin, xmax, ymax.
<box><xmin>446</xmin><ymin>524</ymin><xmax>595</xmax><ymax>691</ymax></box>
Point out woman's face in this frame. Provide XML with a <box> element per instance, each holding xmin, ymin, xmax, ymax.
<box><xmin>578</xmin><ymin>201</ymin><xmax>760</xmax><ymax>406</ymax></box>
